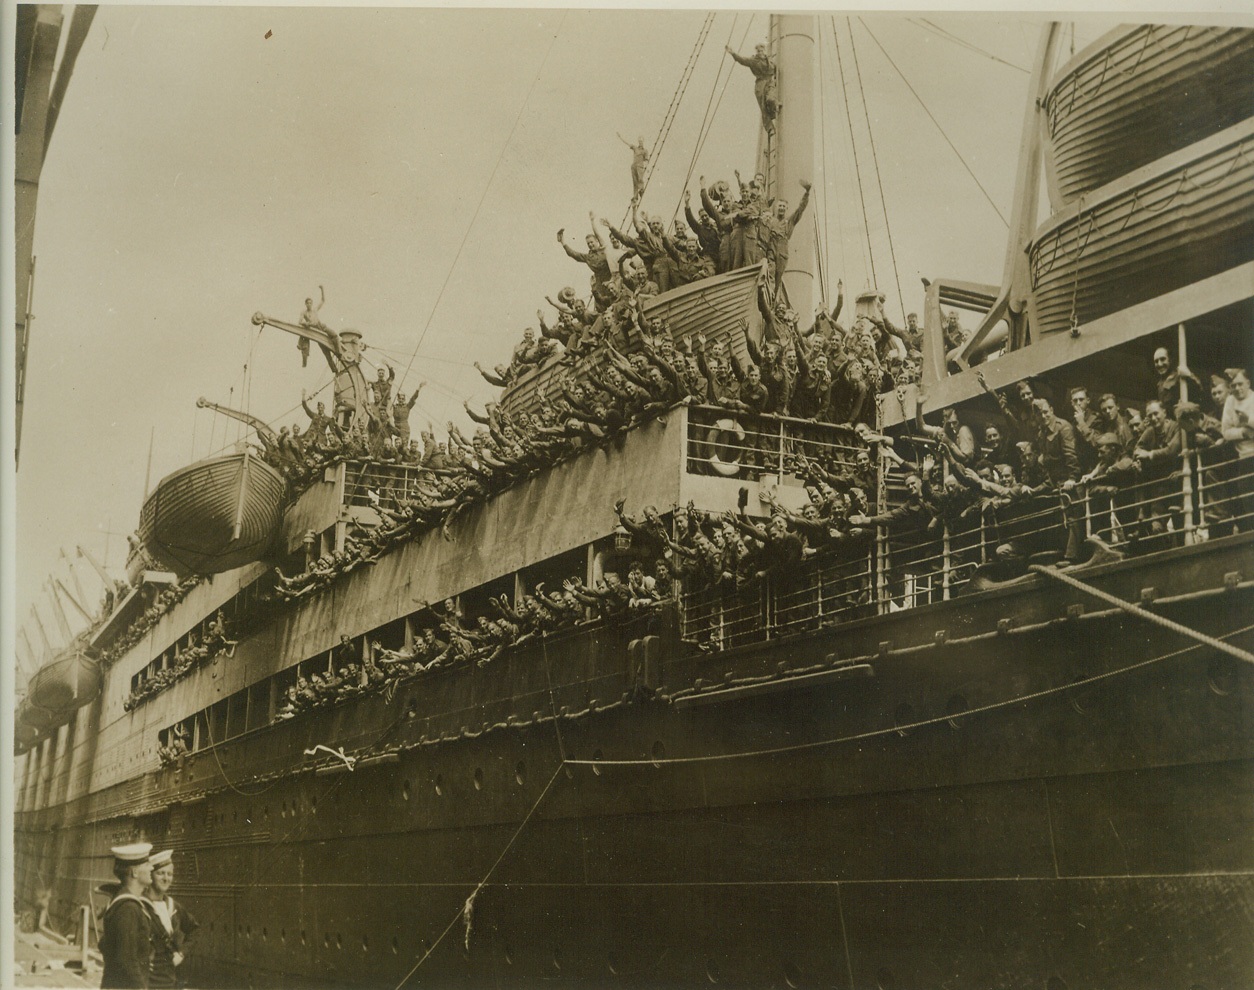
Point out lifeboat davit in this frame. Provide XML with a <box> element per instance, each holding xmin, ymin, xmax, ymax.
<box><xmin>138</xmin><ymin>450</ymin><xmax>286</xmax><ymax>575</ymax></box>
<box><xmin>15</xmin><ymin>649</ymin><xmax>103</xmax><ymax>752</ymax></box>
<box><xmin>1044</xmin><ymin>24</ymin><xmax>1254</xmax><ymax>204</ymax></box>
<box><xmin>1029</xmin><ymin>117</ymin><xmax>1254</xmax><ymax>339</ymax></box>
<box><xmin>500</xmin><ymin>263</ymin><xmax>765</xmax><ymax>421</ymax></box>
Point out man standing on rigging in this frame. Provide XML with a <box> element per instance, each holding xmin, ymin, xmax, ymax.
<box><xmin>727</xmin><ymin>42</ymin><xmax>779</xmax><ymax>134</ymax></box>
<box><xmin>618</xmin><ymin>133</ymin><xmax>649</xmax><ymax>203</ymax></box>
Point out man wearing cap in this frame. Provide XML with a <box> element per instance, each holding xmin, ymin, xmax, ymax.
<box><xmin>146</xmin><ymin>850</ymin><xmax>199</xmax><ymax>988</ymax></box>
<box><xmin>100</xmin><ymin>842</ymin><xmax>156</xmax><ymax>988</ymax></box>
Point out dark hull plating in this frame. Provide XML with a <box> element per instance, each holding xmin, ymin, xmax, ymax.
<box><xmin>16</xmin><ymin>535</ymin><xmax>1254</xmax><ymax>988</ymax></box>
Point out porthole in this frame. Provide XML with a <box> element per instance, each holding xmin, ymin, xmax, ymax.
<box><xmin>434</xmin><ymin>774</ymin><xmax>444</xmax><ymax>796</ymax></box>
<box><xmin>946</xmin><ymin>694</ymin><xmax>968</xmax><ymax>729</ymax></box>
<box><xmin>893</xmin><ymin>703</ymin><xmax>915</xmax><ymax>736</ymax></box>
<box><xmin>515</xmin><ymin>761</ymin><xmax>526</xmax><ymax>786</ymax></box>
<box><xmin>784</xmin><ymin>961</ymin><xmax>802</xmax><ymax>988</ymax></box>
<box><xmin>552</xmin><ymin>948</ymin><xmax>563</xmax><ymax>972</ymax></box>
<box><xmin>1208</xmin><ymin>656</ymin><xmax>1237</xmax><ymax>696</ymax></box>
<box><xmin>392</xmin><ymin>936</ymin><xmax>399</xmax><ymax>955</ymax></box>
<box><xmin>592</xmin><ymin>749</ymin><xmax>604</xmax><ymax>776</ymax></box>
<box><xmin>361</xmin><ymin>934</ymin><xmax>369</xmax><ymax>952</ymax></box>
<box><xmin>651</xmin><ymin>740</ymin><xmax>666</xmax><ymax>766</ymax></box>
<box><xmin>473</xmin><ymin>767</ymin><xmax>484</xmax><ymax>790</ymax></box>
<box><xmin>402</xmin><ymin>780</ymin><xmax>411</xmax><ymax>801</ymax></box>
<box><xmin>875</xmin><ymin>967</ymin><xmax>897</xmax><ymax>990</ymax></box>
<box><xmin>706</xmin><ymin>958</ymin><xmax>722</xmax><ymax>984</ymax></box>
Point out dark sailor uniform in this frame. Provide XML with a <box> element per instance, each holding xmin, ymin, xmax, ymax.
<box><xmin>100</xmin><ymin>893</ymin><xmax>156</xmax><ymax>989</ymax></box>
<box><xmin>148</xmin><ymin>894</ymin><xmax>200</xmax><ymax>988</ymax></box>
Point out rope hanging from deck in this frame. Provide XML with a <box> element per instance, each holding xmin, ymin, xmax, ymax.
<box><xmin>1028</xmin><ymin>564</ymin><xmax>1254</xmax><ymax>665</ymax></box>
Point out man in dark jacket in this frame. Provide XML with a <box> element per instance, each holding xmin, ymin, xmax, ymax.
<box><xmin>100</xmin><ymin>843</ymin><xmax>156</xmax><ymax>989</ymax></box>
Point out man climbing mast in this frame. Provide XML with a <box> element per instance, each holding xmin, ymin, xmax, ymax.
<box><xmin>727</xmin><ymin>42</ymin><xmax>779</xmax><ymax>134</ymax></box>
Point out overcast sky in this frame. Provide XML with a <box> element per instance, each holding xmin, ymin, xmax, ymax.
<box><xmin>14</xmin><ymin>6</ymin><xmax>1140</xmax><ymax>650</ymax></box>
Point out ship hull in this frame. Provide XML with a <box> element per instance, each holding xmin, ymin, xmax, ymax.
<box><xmin>17</xmin><ymin>534</ymin><xmax>1253</xmax><ymax>988</ymax></box>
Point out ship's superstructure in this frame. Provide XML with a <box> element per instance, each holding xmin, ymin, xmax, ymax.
<box><xmin>14</xmin><ymin>15</ymin><xmax>1254</xmax><ymax>989</ymax></box>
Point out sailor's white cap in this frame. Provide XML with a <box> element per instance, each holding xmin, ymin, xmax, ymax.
<box><xmin>110</xmin><ymin>842</ymin><xmax>152</xmax><ymax>865</ymax></box>
<box><xmin>150</xmin><ymin>849</ymin><xmax>173</xmax><ymax>869</ymax></box>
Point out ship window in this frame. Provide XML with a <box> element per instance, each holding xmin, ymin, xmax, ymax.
<box><xmin>226</xmin><ymin>688</ymin><xmax>248</xmax><ymax>740</ymax></box>
<box><xmin>472</xmin><ymin>767</ymin><xmax>483</xmax><ymax>790</ymax></box>
<box><xmin>247</xmin><ymin>681</ymin><xmax>271</xmax><ymax>731</ymax></box>
<box><xmin>705</xmin><ymin>958</ymin><xmax>721</xmax><ymax>984</ymax></box>
<box><xmin>459</xmin><ymin>576</ymin><xmax>514</xmax><ymax>626</ymax></box>
<box><xmin>784</xmin><ymin>961</ymin><xmax>802</xmax><ymax>988</ymax></box>
<box><xmin>434</xmin><ymin>774</ymin><xmax>443</xmax><ymax>796</ymax></box>
<box><xmin>515</xmin><ymin>761</ymin><xmax>525</xmax><ymax>786</ymax></box>
<box><xmin>392</xmin><ymin>936</ymin><xmax>399</xmax><ymax>955</ymax></box>
<box><xmin>519</xmin><ymin>544</ymin><xmax>590</xmax><ymax>603</ymax></box>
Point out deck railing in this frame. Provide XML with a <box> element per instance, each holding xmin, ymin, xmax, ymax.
<box><xmin>680</xmin><ymin>448</ymin><xmax>1252</xmax><ymax>650</ymax></box>
<box><xmin>684</xmin><ymin>406</ymin><xmax>867</xmax><ymax>481</ymax></box>
<box><xmin>342</xmin><ymin>461</ymin><xmax>432</xmax><ymax>508</ymax></box>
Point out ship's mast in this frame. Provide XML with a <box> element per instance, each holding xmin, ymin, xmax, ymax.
<box><xmin>766</xmin><ymin>14</ymin><xmax>817</xmax><ymax>321</ymax></box>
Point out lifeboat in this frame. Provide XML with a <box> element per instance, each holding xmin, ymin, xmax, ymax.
<box><xmin>138</xmin><ymin>450</ymin><xmax>286</xmax><ymax>575</ymax></box>
<box><xmin>14</xmin><ymin>649</ymin><xmax>102</xmax><ymax>751</ymax></box>
<box><xmin>1044</xmin><ymin>24</ymin><xmax>1254</xmax><ymax>204</ymax></box>
<box><xmin>500</xmin><ymin>263</ymin><xmax>764</xmax><ymax>420</ymax></box>
<box><xmin>1029</xmin><ymin>117</ymin><xmax>1254</xmax><ymax>340</ymax></box>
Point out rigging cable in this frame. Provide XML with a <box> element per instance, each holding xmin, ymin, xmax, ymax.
<box><xmin>910</xmin><ymin>18</ymin><xmax>1029</xmax><ymax>74</ymax></box>
<box><xmin>398</xmin><ymin>12</ymin><xmax>568</xmax><ymax>391</ymax></box>
<box><xmin>830</xmin><ymin>18</ymin><xmax>878</xmax><ymax>288</ymax></box>
<box><xmin>850</xmin><ymin>18</ymin><xmax>906</xmax><ymax>325</ymax></box>
<box><xmin>670</xmin><ymin>13</ymin><xmax>742</xmax><ymax>222</ymax></box>
<box><xmin>857</xmin><ymin>19</ymin><xmax>1009</xmax><ymax>228</ymax></box>
<box><xmin>673</xmin><ymin>15</ymin><xmax>757</xmax><ymax>224</ymax></box>
<box><xmin>632</xmin><ymin>12</ymin><xmax>715</xmax><ymax>217</ymax></box>
<box><xmin>815</xmin><ymin>27</ymin><xmax>834</xmax><ymax>299</ymax></box>
<box><xmin>819</xmin><ymin>23</ymin><xmax>851</xmax><ymax>284</ymax></box>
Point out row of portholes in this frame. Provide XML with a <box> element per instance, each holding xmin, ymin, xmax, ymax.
<box><xmin>221</xmin><ymin>922</ymin><xmax>401</xmax><ymax>956</ymax></box>
<box><xmin>497</xmin><ymin>944</ymin><xmax>802</xmax><ymax>987</ymax></box>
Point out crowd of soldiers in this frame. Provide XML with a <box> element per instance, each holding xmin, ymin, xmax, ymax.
<box><xmin>95</xmin><ymin>575</ymin><xmax>203</xmax><ymax>674</ymax></box>
<box><xmin>129</xmin><ymin>611</ymin><xmax>236</xmax><ymax>715</ymax></box>
<box><xmin>275</xmin><ymin>570</ymin><xmax>671</xmax><ymax>720</ymax></box>
<box><xmin>614</xmin><ymin>352</ymin><xmax>1253</xmax><ymax>615</ymax></box>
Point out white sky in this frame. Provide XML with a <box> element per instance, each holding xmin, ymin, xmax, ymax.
<box><xmin>14</xmin><ymin>7</ymin><xmax>1142</xmax><ymax>644</ymax></box>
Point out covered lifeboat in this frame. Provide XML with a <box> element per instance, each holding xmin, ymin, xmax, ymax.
<box><xmin>137</xmin><ymin>449</ymin><xmax>286</xmax><ymax>575</ymax></box>
<box><xmin>1044</xmin><ymin>24</ymin><xmax>1254</xmax><ymax>205</ymax></box>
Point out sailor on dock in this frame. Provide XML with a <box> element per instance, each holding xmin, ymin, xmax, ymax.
<box><xmin>99</xmin><ymin>842</ymin><xmax>157</xmax><ymax>989</ymax></box>
<box><xmin>145</xmin><ymin>849</ymin><xmax>199</xmax><ymax>988</ymax></box>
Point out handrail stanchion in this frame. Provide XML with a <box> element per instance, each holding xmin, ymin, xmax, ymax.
<box><xmin>1181</xmin><ymin>445</ymin><xmax>1197</xmax><ymax>545</ymax></box>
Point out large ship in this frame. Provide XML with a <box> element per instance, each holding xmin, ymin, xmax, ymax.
<box><xmin>14</xmin><ymin>14</ymin><xmax>1254</xmax><ymax>989</ymax></box>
